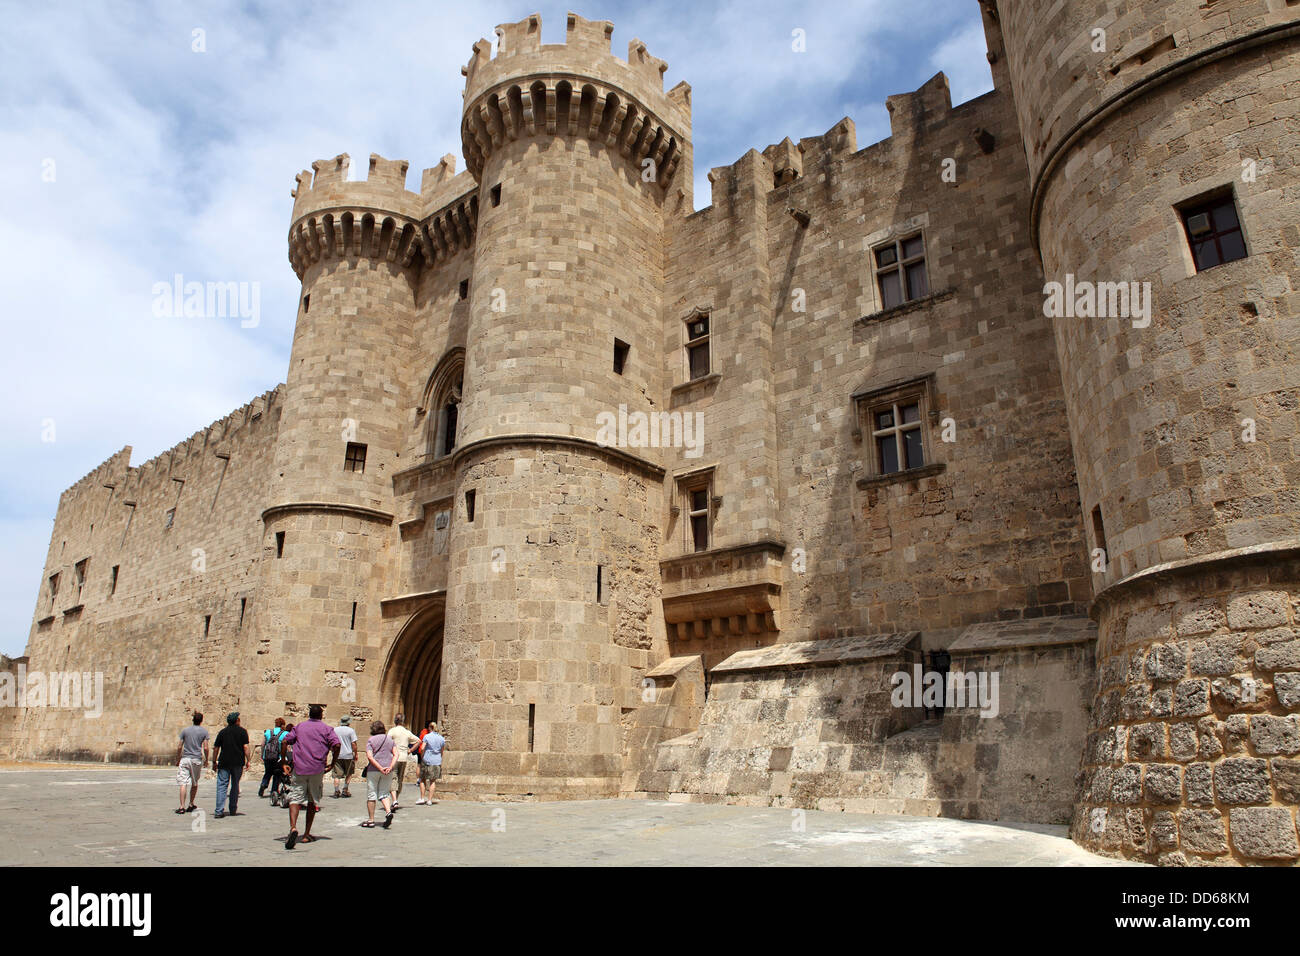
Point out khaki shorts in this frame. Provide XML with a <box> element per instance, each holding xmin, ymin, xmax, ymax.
<box><xmin>366</xmin><ymin>771</ymin><xmax>393</xmax><ymax>803</ymax></box>
<box><xmin>332</xmin><ymin>758</ymin><xmax>355</xmax><ymax>778</ymax></box>
<box><xmin>288</xmin><ymin>773</ymin><xmax>325</xmax><ymax>807</ymax></box>
<box><xmin>176</xmin><ymin>757</ymin><xmax>204</xmax><ymax>787</ymax></box>
<box><xmin>419</xmin><ymin>763</ymin><xmax>442</xmax><ymax>783</ymax></box>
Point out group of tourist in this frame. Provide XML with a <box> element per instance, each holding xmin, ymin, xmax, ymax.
<box><xmin>174</xmin><ymin>705</ymin><xmax>448</xmax><ymax>849</ymax></box>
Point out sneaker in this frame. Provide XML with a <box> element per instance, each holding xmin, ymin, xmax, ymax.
<box><xmin>214</xmin><ymin>810</ymin><xmax>226</xmax><ymax>819</ymax></box>
<box><xmin>258</xmin><ymin>789</ymin><xmax>266</xmax><ymax>798</ymax></box>
<box><xmin>416</xmin><ymin>799</ymin><xmax>426</xmax><ymax>805</ymax></box>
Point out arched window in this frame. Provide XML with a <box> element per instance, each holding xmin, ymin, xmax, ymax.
<box><xmin>422</xmin><ymin>349</ymin><xmax>466</xmax><ymax>460</ymax></box>
<box><xmin>434</xmin><ymin>374</ymin><xmax>462</xmax><ymax>458</ymax></box>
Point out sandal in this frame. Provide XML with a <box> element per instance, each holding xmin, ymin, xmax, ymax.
<box><xmin>185</xmin><ymin>805</ymin><xmax>198</xmax><ymax>813</ymax></box>
<box><xmin>174</xmin><ymin>808</ymin><xmax>186</xmax><ymax>814</ymax></box>
<box><xmin>361</xmin><ymin>820</ymin><xmax>376</xmax><ymax>827</ymax></box>
<box><xmin>300</xmin><ymin>834</ymin><xmax>317</xmax><ymax>844</ymax></box>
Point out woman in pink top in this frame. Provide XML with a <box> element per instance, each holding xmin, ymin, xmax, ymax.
<box><xmin>362</xmin><ymin>720</ymin><xmax>397</xmax><ymax>828</ymax></box>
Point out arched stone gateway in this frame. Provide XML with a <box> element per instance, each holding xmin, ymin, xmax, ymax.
<box><xmin>379</xmin><ymin>602</ymin><xmax>445</xmax><ymax>733</ymax></box>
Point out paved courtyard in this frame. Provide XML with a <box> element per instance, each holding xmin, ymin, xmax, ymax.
<box><xmin>0</xmin><ymin>765</ymin><xmax>1130</xmax><ymax>866</ymax></box>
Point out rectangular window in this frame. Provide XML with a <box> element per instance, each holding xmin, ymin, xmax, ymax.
<box><xmin>871</xmin><ymin>401</ymin><xmax>925</xmax><ymax>475</ymax></box>
<box><xmin>350</xmin><ymin>601</ymin><xmax>358</xmax><ymax>630</ymax></box>
<box><xmin>490</xmin><ymin>183</ymin><xmax>501</xmax><ymax>207</ymax></box>
<box><xmin>344</xmin><ymin>442</ymin><xmax>367</xmax><ymax>473</ymax></box>
<box><xmin>48</xmin><ymin>572</ymin><xmax>60</xmax><ymax>611</ymax></box>
<box><xmin>874</xmin><ymin>233</ymin><xmax>929</xmax><ymax>310</ymax></box>
<box><xmin>686</xmin><ymin>486</ymin><xmax>710</xmax><ymax>552</ymax></box>
<box><xmin>239</xmin><ymin>596</ymin><xmax>246</xmax><ymax>627</ymax></box>
<box><xmin>685</xmin><ymin>313</ymin><xmax>710</xmax><ymax>380</ymax></box>
<box><xmin>1091</xmin><ymin>505</ymin><xmax>1108</xmax><ymax>557</ymax></box>
<box><xmin>613</xmin><ymin>338</ymin><xmax>630</xmax><ymax>375</ymax></box>
<box><xmin>302</xmin><ymin>294</ymin><xmax>310</xmax><ymax>313</ymax></box>
<box><xmin>854</xmin><ymin>376</ymin><xmax>937</xmax><ymax>482</ymax></box>
<box><xmin>596</xmin><ymin>565</ymin><xmax>606</xmax><ymax>605</ymax></box>
<box><xmin>527</xmin><ymin>703</ymin><xmax>536</xmax><ymax>753</ymax></box>
<box><xmin>109</xmin><ymin>565</ymin><xmax>119</xmax><ymax>597</ymax></box>
<box><xmin>459</xmin><ymin>279</ymin><xmax>469</xmax><ymax>300</ymax></box>
<box><xmin>1180</xmin><ymin>192</ymin><xmax>1246</xmax><ymax>272</ymax></box>
<box><xmin>275</xmin><ymin>531</ymin><xmax>285</xmax><ymax>558</ymax></box>
<box><xmin>74</xmin><ymin>558</ymin><xmax>88</xmax><ymax>603</ymax></box>
<box><xmin>203</xmin><ymin>615</ymin><xmax>211</xmax><ymax>638</ymax></box>
<box><xmin>465</xmin><ymin>489</ymin><xmax>476</xmax><ymax>523</ymax></box>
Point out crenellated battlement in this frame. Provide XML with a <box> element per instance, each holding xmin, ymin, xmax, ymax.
<box><xmin>55</xmin><ymin>386</ymin><xmax>285</xmax><ymax>510</ymax></box>
<box><xmin>287</xmin><ymin>151</ymin><xmax>479</xmax><ymax>280</ymax></box>
<box><xmin>460</xmin><ymin>12</ymin><xmax>691</xmax><ymax>188</ymax></box>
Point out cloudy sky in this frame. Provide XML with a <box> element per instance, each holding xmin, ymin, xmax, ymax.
<box><xmin>0</xmin><ymin>0</ymin><xmax>992</xmax><ymax>656</ymax></box>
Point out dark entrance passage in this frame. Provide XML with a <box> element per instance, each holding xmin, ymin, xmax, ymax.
<box><xmin>380</xmin><ymin>603</ymin><xmax>444</xmax><ymax>733</ymax></box>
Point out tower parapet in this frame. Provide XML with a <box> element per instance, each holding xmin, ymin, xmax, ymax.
<box><xmin>287</xmin><ymin>152</ymin><xmax>479</xmax><ymax>280</ymax></box>
<box><xmin>460</xmin><ymin>12</ymin><xmax>691</xmax><ymax>192</ymax></box>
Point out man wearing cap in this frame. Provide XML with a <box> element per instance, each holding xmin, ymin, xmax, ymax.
<box><xmin>212</xmin><ymin>712</ymin><xmax>250</xmax><ymax>819</ymax></box>
<box><xmin>331</xmin><ymin>714</ymin><xmax>359</xmax><ymax>799</ymax></box>
<box><xmin>280</xmin><ymin>703</ymin><xmax>340</xmax><ymax>849</ymax></box>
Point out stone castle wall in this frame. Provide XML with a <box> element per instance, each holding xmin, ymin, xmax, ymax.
<box><xmin>11</xmin><ymin>390</ymin><xmax>281</xmax><ymax>762</ymax></box>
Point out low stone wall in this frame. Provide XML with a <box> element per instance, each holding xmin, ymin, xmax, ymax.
<box><xmin>632</xmin><ymin>618</ymin><xmax>1095</xmax><ymax>824</ymax></box>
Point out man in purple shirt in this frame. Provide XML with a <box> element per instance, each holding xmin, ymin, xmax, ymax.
<box><xmin>280</xmin><ymin>704</ymin><xmax>340</xmax><ymax>849</ymax></box>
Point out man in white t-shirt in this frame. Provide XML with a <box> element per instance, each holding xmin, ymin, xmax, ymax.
<box><xmin>331</xmin><ymin>714</ymin><xmax>359</xmax><ymax>798</ymax></box>
<box><xmin>387</xmin><ymin>714</ymin><xmax>421</xmax><ymax>810</ymax></box>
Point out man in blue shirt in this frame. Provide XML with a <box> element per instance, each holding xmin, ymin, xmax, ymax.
<box><xmin>416</xmin><ymin>723</ymin><xmax>448</xmax><ymax>805</ymax></box>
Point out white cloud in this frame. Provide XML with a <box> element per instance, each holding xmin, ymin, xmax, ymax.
<box><xmin>930</xmin><ymin>18</ymin><xmax>995</xmax><ymax>106</ymax></box>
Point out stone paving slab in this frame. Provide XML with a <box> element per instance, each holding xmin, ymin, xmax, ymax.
<box><xmin>0</xmin><ymin>765</ymin><xmax>1133</xmax><ymax>866</ymax></box>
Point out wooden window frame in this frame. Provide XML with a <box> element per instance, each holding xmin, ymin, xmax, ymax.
<box><xmin>684</xmin><ymin>312</ymin><xmax>710</xmax><ymax>382</ymax></box>
<box><xmin>1178</xmin><ymin>189</ymin><xmax>1247</xmax><ymax>273</ymax></box>
<box><xmin>676</xmin><ymin>468</ymin><xmax>715</xmax><ymax>554</ymax></box>
<box><xmin>344</xmin><ymin>441</ymin><xmax>367</xmax><ymax>473</ymax></box>
<box><xmin>853</xmin><ymin>374</ymin><xmax>939</xmax><ymax>481</ymax></box>
<box><xmin>873</xmin><ymin>232</ymin><xmax>929</xmax><ymax>310</ymax></box>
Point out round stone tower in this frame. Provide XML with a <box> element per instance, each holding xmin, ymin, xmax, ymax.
<box><xmin>250</xmin><ymin>153</ymin><xmax>426</xmax><ymax>725</ymax></box>
<box><xmin>988</xmin><ymin>0</ymin><xmax>1300</xmax><ymax>863</ymax></box>
<box><xmin>439</xmin><ymin>13</ymin><xmax>690</xmax><ymax>797</ymax></box>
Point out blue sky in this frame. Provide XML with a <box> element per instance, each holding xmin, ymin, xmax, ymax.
<box><xmin>0</xmin><ymin>0</ymin><xmax>992</xmax><ymax>656</ymax></box>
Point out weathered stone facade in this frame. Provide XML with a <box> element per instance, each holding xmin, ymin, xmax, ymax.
<box><xmin>6</xmin><ymin>5</ymin><xmax>1298</xmax><ymax>864</ymax></box>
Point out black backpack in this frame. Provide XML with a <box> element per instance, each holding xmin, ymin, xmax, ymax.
<box><xmin>264</xmin><ymin>729</ymin><xmax>285</xmax><ymax>761</ymax></box>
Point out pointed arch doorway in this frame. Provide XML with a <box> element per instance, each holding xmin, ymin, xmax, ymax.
<box><xmin>379</xmin><ymin>601</ymin><xmax>445</xmax><ymax>733</ymax></box>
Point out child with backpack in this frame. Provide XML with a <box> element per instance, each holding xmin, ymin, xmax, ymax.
<box><xmin>258</xmin><ymin>718</ymin><xmax>288</xmax><ymax>801</ymax></box>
